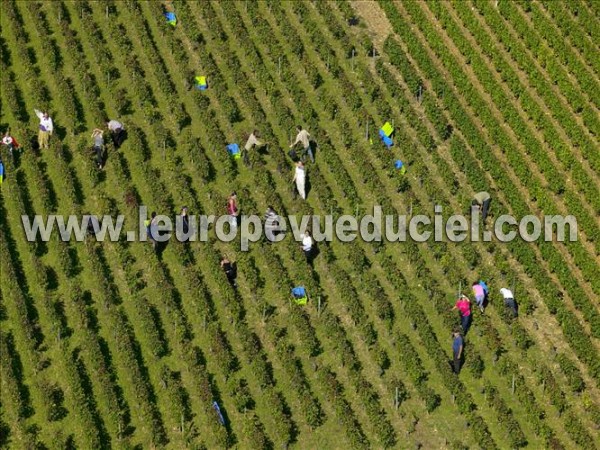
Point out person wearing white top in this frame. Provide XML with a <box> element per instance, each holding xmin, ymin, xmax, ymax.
<box><xmin>293</xmin><ymin>160</ymin><xmax>306</xmax><ymax>200</ymax></box>
<box><xmin>472</xmin><ymin>191</ymin><xmax>492</xmax><ymax>221</ymax></box>
<box><xmin>106</xmin><ymin>120</ymin><xmax>123</xmax><ymax>132</ymax></box>
<box><xmin>91</xmin><ymin>129</ymin><xmax>104</xmax><ymax>169</ymax></box>
<box><xmin>34</xmin><ymin>109</ymin><xmax>53</xmax><ymax>149</ymax></box>
<box><xmin>1</xmin><ymin>131</ymin><xmax>19</xmax><ymax>155</ymax></box>
<box><xmin>106</xmin><ymin>119</ymin><xmax>126</xmax><ymax>148</ymax></box>
<box><xmin>500</xmin><ymin>288</ymin><xmax>518</xmax><ymax>318</ymax></box>
<box><xmin>242</xmin><ymin>130</ymin><xmax>264</xmax><ymax>167</ymax></box>
<box><xmin>244</xmin><ymin>130</ymin><xmax>263</xmax><ymax>152</ymax></box>
<box><xmin>290</xmin><ymin>125</ymin><xmax>314</xmax><ymax>163</ymax></box>
<box><xmin>300</xmin><ymin>230</ymin><xmax>313</xmax><ymax>262</ymax></box>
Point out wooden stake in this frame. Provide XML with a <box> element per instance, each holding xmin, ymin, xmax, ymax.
<box><xmin>395</xmin><ymin>387</ymin><xmax>399</xmax><ymax>409</ymax></box>
<box><xmin>318</xmin><ymin>296</ymin><xmax>321</xmax><ymax>315</ymax></box>
<box><xmin>106</xmin><ymin>6</ymin><xmax>109</xmax><ymax>18</ymax></box>
<box><xmin>351</xmin><ymin>48</ymin><xmax>355</xmax><ymax>72</ymax></box>
<box><xmin>511</xmin><ymin>375</ymin><xmax>515</xmax><ymax>394</ymax></box>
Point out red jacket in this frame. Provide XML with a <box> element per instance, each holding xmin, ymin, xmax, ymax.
<box><xmin>2</xmin><ymin>136</ymin><xmax>19</xmax><ymax>148</ymax></box>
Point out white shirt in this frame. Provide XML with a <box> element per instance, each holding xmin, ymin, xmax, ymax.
<box><xmin>35</xmin><ymin>109</ymin><xmax>53</xmax><ymax>133</ymax></box>
<box><xmin>295</xmin><ymin>165</ymin><xmax>305</xmax><ymax>182</ymax></box>
<box><xmin>293</xmin><ymin>129</ymin><xmax>310</xmax><ymax>148</ymax></box>
<box><xmin>2</xmin><ymin>136</ymin><xmax>13</xmax><ymax>145</ymax></box>
<box><xmin>500</xmin><ymin>288</ymin><xmax>514</xmax><ymax>299</ymax></box>
<box><xmin>474</xmin><ymin>191</ymin><xmax>491</xmax><ymax>204</ymax></box>
<box><xmin>301</xmin><ymin>234</ymin><xmax>313</xmax><ymax>251</ymax></box>
<box><xmin>107</xmin><ymin>120</ymin><xmax>123</xmax><ymax>131</ymax></box>
<box><xmin>244</xmin><ymin>133</ymin><xmax>262</xmax><ymax>151</ymax></box>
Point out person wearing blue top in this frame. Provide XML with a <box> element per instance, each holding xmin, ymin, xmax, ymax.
<box><xmin>478</xmin><ymin>280</ymin><xmax>489</xmax><ymax>296</ymax></box>
<box><xmin>452</xmin><ymin>331</ymin><xmax>464</xmax><ymax>374</ymax></box>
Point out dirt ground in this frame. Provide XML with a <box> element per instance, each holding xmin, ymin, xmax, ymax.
<box><xmin>350</xmin><ymin>1</ymin><xmax>392</xmax><ymax>50</ymax></box>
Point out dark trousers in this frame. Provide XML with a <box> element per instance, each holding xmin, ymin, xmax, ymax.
<box><xmin>302</xmin><ymin>145</ymin><xmax>314</xmax><ymax>163</ymax></box>
<box><xmin>225</xmin><ymin>270</ymin><xmax>236</xmax><ymax>287</ymax></box>
<box><xmin>304</xmin><ymin>248</ymin><xmax>313</xmax><ymax>264</ymax></box>
<box><xmin>461</xmin><ymin>314</ymin><xmax>472</xmax><ymax>335</ymax></box>
<box><xmin>94</xmin><ymin>145</ymin><xmax>103</xmax><ymax>167</ymax></box>
<box><xmin>505</xmin><ymin>298</ymin><xmax>518</xmax><ymax>318</ymax></box>
<box><xmin>112</xmin><ymin>128</ymin><xmax>126</xmax><ymax>148</ymax></box>
<box><xmin>481</xmin><ymin>198</ymin><xmax>492</xmax><ymax>221</ymax></box>
<box><xmin>453</xmin><ymin>353</ymin><xmax>462</xmax><ymax>374</ymax></box>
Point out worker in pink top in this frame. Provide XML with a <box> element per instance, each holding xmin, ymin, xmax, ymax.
<box><xmin>451</xmin><ymin>295</ymin><xmax>472</xmax><ymax>335</ymax></box>
<box><xmin>472</xmin><ymin>281</ymin><xmax>485</xmax><ymax>313</ymax></box>
<box><xmin>227</xmin><ymin>192</ymin><xmax>239</xmax><ymax>229</ymax></box>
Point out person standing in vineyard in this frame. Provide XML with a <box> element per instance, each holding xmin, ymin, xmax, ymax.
<box><xmin>227</xmin><ymin>192</ymin><xmax>239</xmax><ymax>229</ymax></box>
<box><xmin>179</xmin><ymin>206</ymin><xmax>191</xmax><ymax>242</ymax></box>
<box><xmin>243</xmin><ymin>129</ymin><xmax>264</xmax><ymax>167</ymax></box>
<box><xmin>500</xmin><ymin>287</ymin><xmax>518</xmax><ymax>318</ymax></box>
<box><xmin>86</xmin><ymin>214</ymin><xmax>100</xmax><ymax>237</ymax></box>
<box><xmin>106</xmin><ymin>118</ymin><xmax>126</xmax><ymax>149</ymax></box>
<box><xmin>220</xmin><ymin>256</ymin><xmax>237</xmax><ymax>288</ymax></box>
<box><xmin>293</xmin><ymin>160</ymin><xmax>307</xmax><ymax>200</ymax></box>
<box><xmin>452</xmin><ymin>331</ymin><xmax>464</xmax><ymax>374</ymax></box>
<box><xmin>451</xmin><ymin>294</ymin><xmax>472</xmax><ymax>335</ymax></box>
<box><xmin>472</xmin><ymin>191</ymin><xmax>492</xmax><ymax>222</ymax></box>
<box><xmin>91</xmin><ymin>128</ymin><xmax>104</xmax><ymax>169</ymax></box>
<box><xmin>472</xmin><ymin>281</ymin><xmax>486</xmax><ymax>313</ymax></box>
<box><xmin>34</xmin><ymin>109</ymin><xmax>53</xmax><ymax>149</ymax></box>
<box><xmin>300</xmin><ymin>230</ymin><xmax>314</xmax><ymax>263</ymax></box>
<box><xmin>2</xmin><ymin>130</ymin><xmax>20</xmax><ymax>157</ymax></box>
<box><xmin>290</xmin><ymin>125</ymin><xmax>314</xmax><ymax>163</ymax></box>
<box><xmin>264</xmin><ymin>206</ymin><xmax>282</xmax><ymax>242</ymax></box>
<box><xmin>145</xmin><ymin>211</ymin><xmax>159</xmax><ymax>251</ymax></box>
